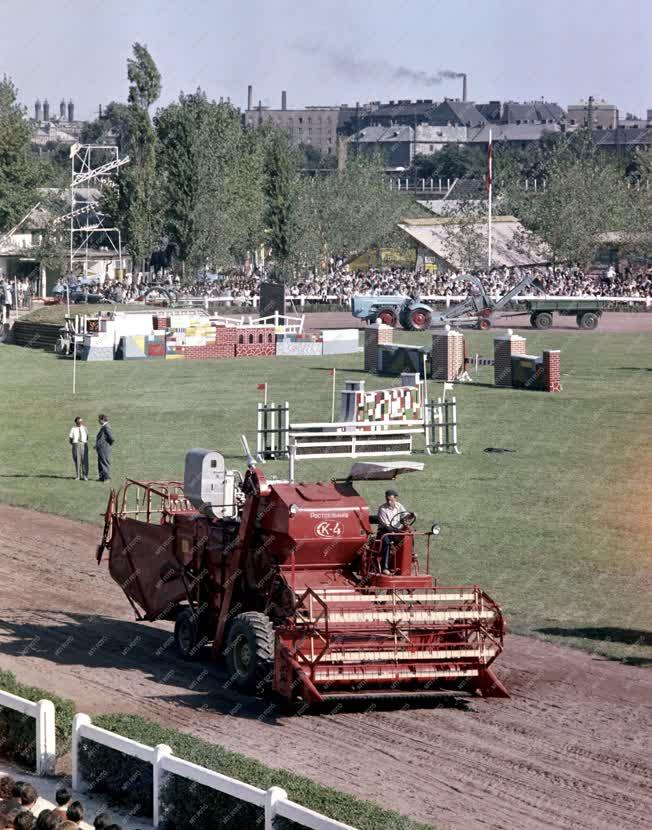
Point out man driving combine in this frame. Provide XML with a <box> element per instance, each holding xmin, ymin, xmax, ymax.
<box><xmin>377</xmin><ymin>489</ymin><xmax>412</xmax><ymax>574</ymax></box>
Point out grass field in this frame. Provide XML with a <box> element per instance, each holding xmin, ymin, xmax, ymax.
<box><xmin>1</xmin><ymin>329</ymin><xmax>650</xmax><ymax>665</ymax></box>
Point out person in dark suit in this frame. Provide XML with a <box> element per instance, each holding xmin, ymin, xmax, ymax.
<box><xmin>95</xmin><ymin>414</ymin><xmax>114</xmax><ymax>481</ymax></box>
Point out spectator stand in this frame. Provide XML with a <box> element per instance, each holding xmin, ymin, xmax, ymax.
<box><xmin>0</xmin><ymin>761</ymin><xmax>151</xmax><ymax>830</ymax></box>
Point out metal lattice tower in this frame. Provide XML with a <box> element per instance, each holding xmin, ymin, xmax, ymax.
<box><xmin>69</xmin><ymin>143</ymin><xmax>129</xmax><ymax>277</ymax></box>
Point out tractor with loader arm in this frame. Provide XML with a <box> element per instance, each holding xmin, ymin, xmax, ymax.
<box><xmin>96</xmin><ymin>441</ymin><xmax>508</xmax><ymax>704</ymax></box>
<box><xmin>351</xmin><ymin>271</ymin><xmax>547</xmax><ymax>330</ymax></box>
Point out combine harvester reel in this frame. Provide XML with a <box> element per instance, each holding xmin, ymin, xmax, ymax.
<box><xmin>97</xmin><ymin>443</ymin><xmax>509</xmax><ymax>705</ymax></box>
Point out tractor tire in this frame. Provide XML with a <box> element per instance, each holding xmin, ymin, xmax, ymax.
<box><xmin>578</xmin><ymin>311</ymin><xmax>599</xmax><ymax>330</ymax></box>
<box><xmin>225</xmin><ymin>612</ymin><xmax>275</xmax><ymax>694</ymax></box>
<box><xmin>377</xmin><ymin>308</ymin><xmax>397</xmax><ymax>327</ymax></box>
<box><xmin>405</xmin><ymin>308</ymin><xmax>432</xmax><ymax>331</ymax></box>
<box><xmin>533</xmin><ymin>311</ymin><xmax>553</xmax><ymax>330</ymax></box>
<box><xmin>174</xmin><ymin>607</ymin><xmax>205</xmax><ymax>660</ymax></box>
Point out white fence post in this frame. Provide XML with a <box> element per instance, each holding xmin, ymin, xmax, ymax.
<box><xmin>72</xmin><ymin>713</ymin><xmax>92</xmax><ymax>790</ymax></box>
<box><xmin>153</xmin><ymin>743</ymin><xmax>173</xmax><ymax>829</ymax></box>
<box><xmin>265</xmin><ymin>786</ymin><xmax>288</xmax><ymax>830</ymax></box>
<box><xmin>35</xmin><ymin>699</ymin><xmax>56</xmax><ymax>775</ymax></box>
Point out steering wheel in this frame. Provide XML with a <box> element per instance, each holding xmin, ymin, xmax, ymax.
<box><xmin>389</xmin><ymin>511</ymin><xmax>416</xmax><ymax>531</ymax></box>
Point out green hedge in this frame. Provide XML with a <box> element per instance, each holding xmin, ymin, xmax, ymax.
<box><xmin>0</xmin><ymin>671</ymin><xmax>75</xmax><ymax>768</ymax></box>
<box><xmin>86</xmin><ymin>714</ymin><xmax>434</xmax><ymax>830</ymax></box>
<box><xmin>0</xmin><ymin>672</ymin><xmax>434</xmax><ymax>829</ymax></box>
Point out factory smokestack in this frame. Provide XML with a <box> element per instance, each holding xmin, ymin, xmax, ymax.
<box><xmin>281</xmin><ymin>90</ymin><xmax>287</xmax><ymax>111</ymax></box>
<box><xmin>462</xmin><ymin>74</ymin><xmax>467</xmax><ymax>102</ymax></box>
<box><xmin>68</xmin><ymin>99</ymin><xmax>74</xmax><ymax>122</ymax></box>
<box><xmin>247</xmin><ymin>84</ymin><xmax>253</xmax><ymax>110</ymax></box>
<box><xmin>35</xmin><ymin>99</ymin><xmax>42</xmax><ymax>121</ymax></box>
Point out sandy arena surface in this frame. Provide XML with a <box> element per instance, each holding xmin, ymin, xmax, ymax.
<box><xmin>303</xmin><ymin>309</ymin><xmax>652</xmax><ymax>334</ymax></box>
<box><xmin>1</xmin><ymin>504</ymin><xmax>650</xmax><ymax>829</ymax></box>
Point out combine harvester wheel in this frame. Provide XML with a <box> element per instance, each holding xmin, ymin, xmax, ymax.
<box><xmin>174</xmin><ymin>607</ymin><xmax>204</xmax><ymax>660</ymax></box>
<box><xmin>226</xmin><ymin>612</ymin><xmax>275</xmax><ymax>693</ymax></box>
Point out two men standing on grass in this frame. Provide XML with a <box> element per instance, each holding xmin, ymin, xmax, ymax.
<box><xmin>69</xmin><ymin>415</ymin><xmax>114</xmax><ymax>481</ymax></box>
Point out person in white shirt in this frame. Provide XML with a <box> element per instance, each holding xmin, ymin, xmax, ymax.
<box><xmin>377</xmin><ymin>489</ymin><xmax>413</xmax><ymax>574</ymax></box>
<box><xmin>2</xmin><ymin>282</ymin><xmax>12</xmax><ymax>321</ymax></box>
<box><xmin>69</xmin><ymin>417</ymin><xmax>89</xmax><ymax>480</ymax></box>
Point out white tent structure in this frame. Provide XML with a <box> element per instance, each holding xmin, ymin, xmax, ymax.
<box><xmin>398</xmin><ymin>215</ymin><xmax>551</xmax><ymax>272</ymax></box>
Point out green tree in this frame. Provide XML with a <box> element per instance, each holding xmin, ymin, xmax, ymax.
<box><xmin>294</xmin><ymin>153</ymin><xmax>418</xmax><ymax>272</ymax></box>
<box><xmin>80</xmin><ymin>102</ymin><xmax>132</xmax><ymax>153</ymax></box>
<box><xmin>156</xmin><ymin>92</ymin><xmax>265</xmax><ymax>271</ymax></box>
<box><xmin>0</xmin><ymin>76</ymin><xmax>42</xmax><ymax>231</ymax></box>
<box><xmin>412</xmin><ymin>144</ymin><xmax>486</xmax><ymax>180</ymax></box>
<box><xmin>508</xmin><ymin>150</ymin><xmax>630</xmax><ymax>267</ymax></box>
<box><xmin>440</xmin><ymin>198</ymin><xmax>489</xmax><ymax>271</ymax></box>
<box><xmin>155</xmin><ymin>92</ymin><xmax>205</xmax><ymax>265</ymax></box>
<box><xmin>264</xmin><ymin>130</ymin><xmax>301</xmax><ymax>277</ymax></box>
<box><xmin>105</xmin><ymin>45</ymin><xmax>163</xmax><ymax>270</ymax></box>
<box><xmin>33</xmin><ymin>191</ymin><xmax>70</xmax><ymax>276</ymax></box>
<box><xmin>127</xmin><ymin>43</ymin><xmax>162</xmax><ymax>110</ymax></box>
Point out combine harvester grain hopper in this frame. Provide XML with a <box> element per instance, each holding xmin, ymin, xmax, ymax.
<box><xmin>97</xmin><ymin>442</ymin><xmax>508</xmax><ymax>704</ymax></box>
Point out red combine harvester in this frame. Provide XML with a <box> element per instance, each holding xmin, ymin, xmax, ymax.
<box><xmin>97</xmin><ymin>442</ymin><xmax>508</xmax><ymax>704</ymax></box>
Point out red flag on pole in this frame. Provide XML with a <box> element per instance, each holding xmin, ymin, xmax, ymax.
<box><xmin>257</xmin><ymin>383</ymin><xmax>266</xmax><ymax>390</ymax></box>
<box><xmin>486</xmin><ymin>138</ymin><xmax>493</xmax><ymax>192</ymax></box>
<box><xmin>328</xmin><ymin>368</ymin><xmax>336</xmax><ymax>376</ymax></box>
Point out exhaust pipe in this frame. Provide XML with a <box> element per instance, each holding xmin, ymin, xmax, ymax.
<box><xmin>241</xmin><ymin>434</ymin><xmax>256</xmax><ymax>468</ymax></box>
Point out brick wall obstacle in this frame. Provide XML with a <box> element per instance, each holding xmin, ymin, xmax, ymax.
<box><xmin>494</xmin><ymin>329</ymin><xmax>527</xmax><ymax>386</ymax></box>
<box><xmin>363</xmin><ymin>324</ymin><xmax>393</xmax><ymax>372</ymax></box>
<box><xmin>432</xmin><ymin>326</ymin><xmax>465</xmax><ymax>381</ymax></box>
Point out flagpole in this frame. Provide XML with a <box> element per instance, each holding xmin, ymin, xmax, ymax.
<box><xmin>331</xmin><ymin>368</ymin><xmax>336</xmax><ymax>422</ymax></box>
<box><xmin>488</xmin><ymin>129</ymin><xmax>493</xmax><ymax>271</ymax></box>
<box><xmin>264</xmin><ymin>382</ymin><xmax>268</xmax><ymax>405</ymax></box>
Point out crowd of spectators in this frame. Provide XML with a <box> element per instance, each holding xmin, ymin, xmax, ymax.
<box><xmin>0</xmin><ymin>778</ymin><xmax>124</xmax><ymax>830</ymax></box>
<box><xmin>48</xmin><ymin>262</ymin><xmax>652</xmax><ymax>309</ymax></box>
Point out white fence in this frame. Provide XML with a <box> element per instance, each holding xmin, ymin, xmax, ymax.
<box><xmin>71</xmin><ymin>712</ymin><xmax>356</xmax><ymax>830</ymax></box>
<box><xmin>0</xmin><ymin>689</ymin><xmax>56</xmax><ymax>774</ymax></box>
<box><xmin>208</xmin><ymin>310</ymin><xmax>305</xmax><ymax>333</ymax></box>
<box><xmin>175</xmin><ymin>294</ymin><xmax>652</xmax><ymax>311</ymax></box>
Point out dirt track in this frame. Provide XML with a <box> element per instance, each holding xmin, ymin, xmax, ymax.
<box><xmin>2</xmin><ymin>504</ymin><xmax>650</xmax><ymax>830</ymax></box>
<box><xmin>304</xmin><ymin>309</ymin><xmax>652</xmax><ymax>334</ymax></box>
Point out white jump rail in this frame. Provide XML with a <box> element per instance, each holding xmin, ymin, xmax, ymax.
<box><xmin>0</xmin><ymin>690</ymin><xmax>55</xmax><ymax>774</ymax></box>
<box><xmin>208</xmin><ymin>310</ymin><xmax>305</xmax><ymax>333</ymax></box>
<box><xmin>72</xmin><ymin>713</ymin><xmax>357</xmax><ymax>830</ymax></box>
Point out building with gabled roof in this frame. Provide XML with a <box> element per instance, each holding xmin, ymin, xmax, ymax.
<box><xmin>428</xmin><ymin>100</ymin><xmax>487</xmax><ymax>127</ymax></box>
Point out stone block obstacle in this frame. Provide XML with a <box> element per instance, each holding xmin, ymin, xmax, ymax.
<box><xmin>362</xmin><ymin>322</ymin><xmax>561</xmax><ymax>392</ymax></box>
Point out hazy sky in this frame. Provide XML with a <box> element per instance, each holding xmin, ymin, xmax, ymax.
<box><xmin>2</xmin><ymin>0</ymin><xmax>650</xmax><ymax>120</ymax></box>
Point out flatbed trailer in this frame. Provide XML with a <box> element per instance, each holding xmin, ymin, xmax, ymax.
<box><xmin>503</xmin><ymin>298</ymin><xmax>611</xmax><ymax>330</ymax></box>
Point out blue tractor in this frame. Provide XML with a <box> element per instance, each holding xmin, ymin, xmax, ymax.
<box><xmin>350</xmin><ymin>295</ymin><xmax>435</xmax><ymax>331</ymax></box>
<box><xmin>351</xmin><ymin>272</ymin><xmax>544</xmax><ymax>331</ymax></box>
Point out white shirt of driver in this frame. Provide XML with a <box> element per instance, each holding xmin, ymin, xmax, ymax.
<box><xmin>378</xmin><ymin>501</ymin><xmax>406</xmax><ymax>529</ymax></box>
<box><xmin>69</xmin><ymin>425</ymin><xmax>88</xmax><ymax>444</ymax></box>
